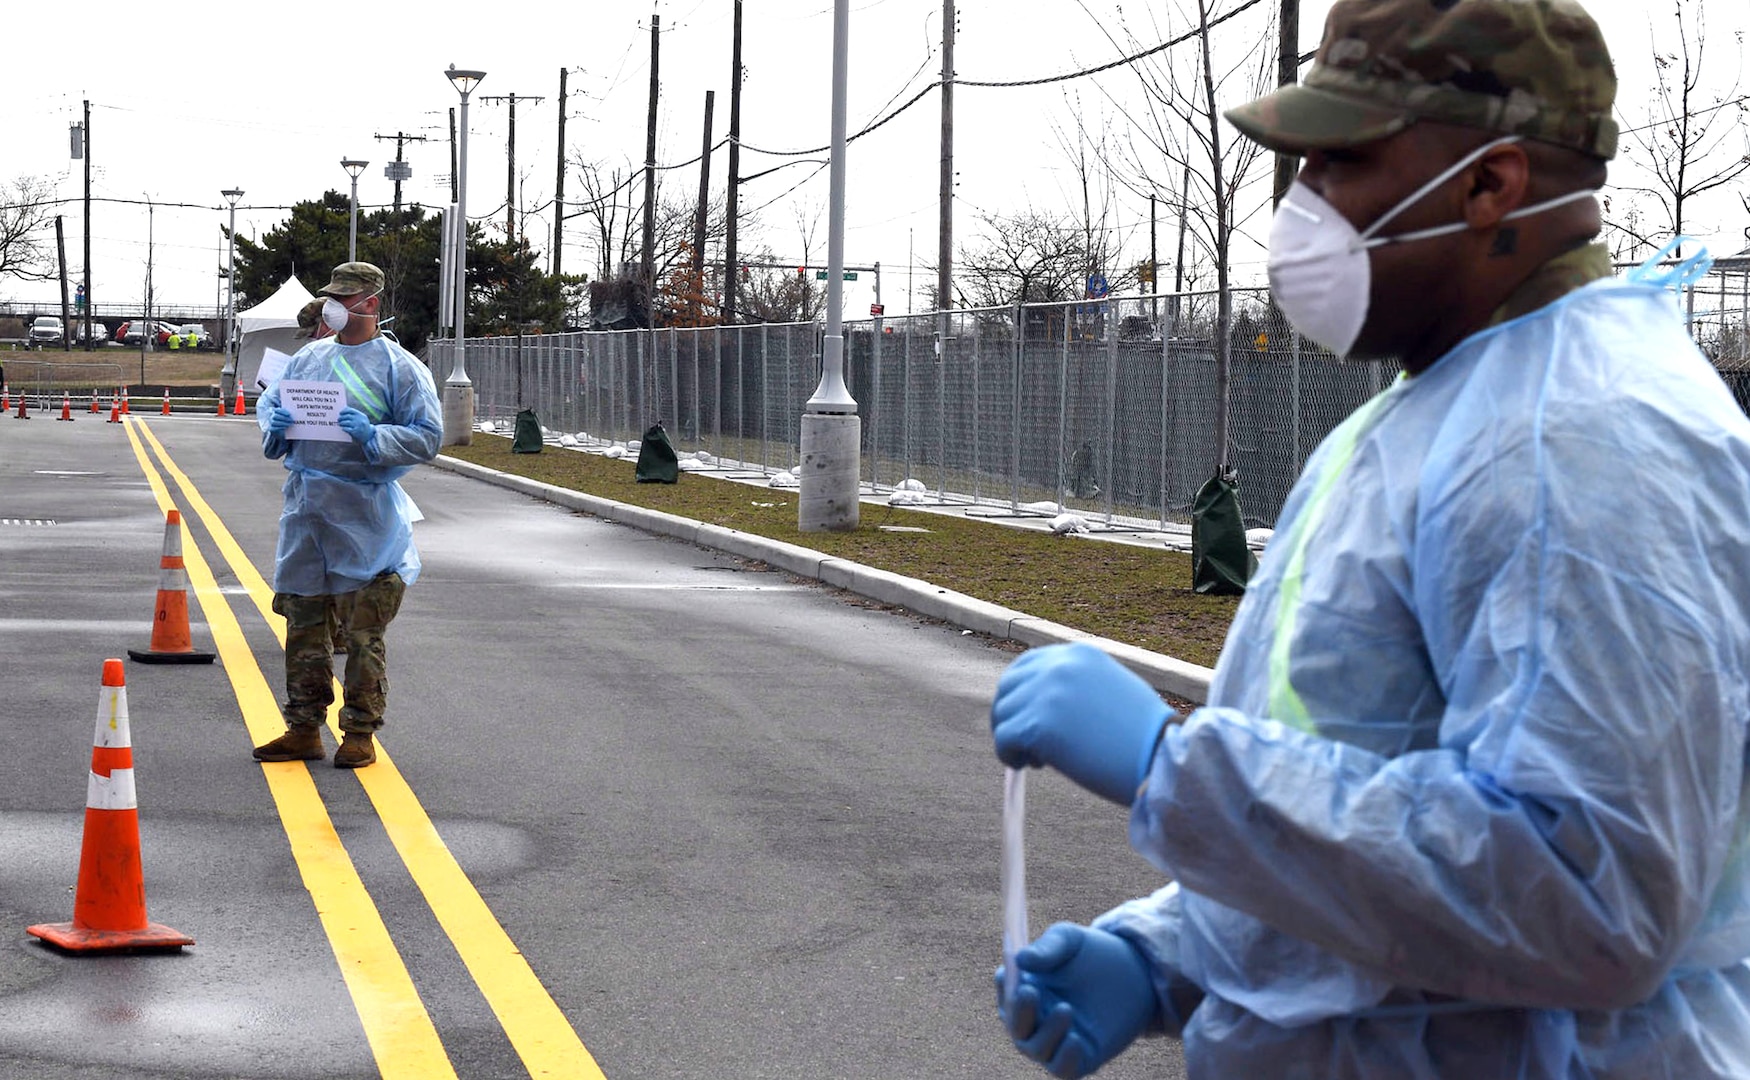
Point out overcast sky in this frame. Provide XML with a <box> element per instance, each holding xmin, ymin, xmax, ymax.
<box><xmin>7</xmin><ymin>0</ymin><xmax>1747</xmax><ymax>321</ymax></box>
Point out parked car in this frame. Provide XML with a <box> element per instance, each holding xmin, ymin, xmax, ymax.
<box><xmin>167</xmin><ymin>324</ymin><xmax>212</xmax><ymax>350</ymax></box>
<box><xmin>28</xmin><ymin>316</ymin><xmax>64</xmax><ymax>347</ymax></box>
<box><xmin>72</xmin><ymin>320</ymin><xmax>109</xmax><ymax>344</ymax></box>
<box><xmin>116</xmin><ymin>319</ymin><xmax>177</xmax><ymax>346</ymax></box>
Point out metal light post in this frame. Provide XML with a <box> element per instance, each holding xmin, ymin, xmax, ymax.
<box><xmin>443</xmin><ymin>66</ymin><xmax>486</xmax><ymax>447</ymax></box>
<box><xmin>340</xmin><ymin>159</ymin><xmax>368</xmax><ymax>262</ymax></box>
<box><xmin>798</xmin><ymin>0</ymin><xmax>860</xmax><ymax>532</ymax></box>
<box><xmin>219</xmin><ymin>188</ymin><xmax>244</xmax><ymax>400</ymax></box>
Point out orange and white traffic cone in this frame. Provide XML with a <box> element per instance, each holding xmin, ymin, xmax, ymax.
<box><xmin>26</xmin><ymin>659</ymin><xmax>194</xmax><ymax>954</ymax></box>
<box><xmin>107</xmin><ymin>398</ymin><xmax>122</xmax><ymax>424</ymax></box>
<box><xmin>161</xmin><ymin>388</ymin><xmax>171</xmax><ymax>416</ymax></box>
<box><xmin>15</xmin><ymin>393</ymin><xmax>29</xmax><ymax>420</ymax></box>
<box><xmin>56</xmin><ymin>392</ymin><xmax>74</xmax><ymax>421</ymax></box>
<box><xmin>121</xmin><ymin>387</ymin><xmax>130</xmax><ymax>415</ymax></box>
<box><xmin>126</xmin><ymin>510</ymin><xmax>215</xmax><ymax>665</ymax></box>
<box><xmin>1</xmin><ymin>383</ymin><xmax>9</xmax><ymax>412</ymax></box>
<box><xmin>232</xmin><ymin>384</ymin><xmax>245</xmax><ymax>415</ymax></box>
<box><xmin>90</xmin><ymin>389</ymin><xmax>100</xmax><ymax>414</ymax></box>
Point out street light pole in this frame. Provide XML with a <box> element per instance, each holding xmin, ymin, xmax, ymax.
<box><xmin>219</xmin><ymin>188</ymin><xmax>244</xmax><ymax>401</ymax></box>
<box><xmin>443</xmin><ymin>66</ymin><xmax>487</xmax><ymax>447</ymax></box>
<box><xmin>340</xmin><ymin>159</ymin><xmax>369</xmax><ymax>262</ymax></box>
<box><xmin>798</xmin><ymin>0</ymin><xmax>860</xmax><ymax>533</ymax></box>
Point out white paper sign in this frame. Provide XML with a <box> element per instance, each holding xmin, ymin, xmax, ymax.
<box><xmin>279</xmin><ymin>380</ymin><xmax>351</xmax><ymax>442</ymax></box>
<box><xmin>255</xmin><ymin>347</ymin><xmax>293</xmax><ymax>391</ymax></box>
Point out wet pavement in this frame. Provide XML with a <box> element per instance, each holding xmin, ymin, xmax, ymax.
<box><xmin>0</xmin><ymin>412</ymin><xmax>1187</xmax><ymax>1079</ymax></box>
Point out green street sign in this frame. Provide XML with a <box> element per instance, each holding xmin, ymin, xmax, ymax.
<box><xmin>814</xmin><ymin>270</ymin><xmax>860</xmax><ymax>281</ymax></box>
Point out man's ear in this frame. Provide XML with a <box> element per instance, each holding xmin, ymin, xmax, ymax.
<box><xmin>1464</xmin><ymin>142</ymin><xmax>1531</xmax><ymax>229</ymax></box>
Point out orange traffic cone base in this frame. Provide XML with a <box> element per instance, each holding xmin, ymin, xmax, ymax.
<box><xmin>26</xmin><ymin>919</ymin><xmax>194</xmax><ymax>954</ymax></box>
<box><xmin>126</xmin><ymin>645</ymin><xmax>215</xmax><ymax>664</ymax></box>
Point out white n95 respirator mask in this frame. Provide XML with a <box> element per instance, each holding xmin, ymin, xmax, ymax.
<box><xmin>1266</xmin><ymin>135</ymin><xmax>1599</xmax><ymax>358</ymax></box>
<box><xmin>320</xmin><ymin>297</ymin><xmax>354</xmax><ymax>334</ymax></box>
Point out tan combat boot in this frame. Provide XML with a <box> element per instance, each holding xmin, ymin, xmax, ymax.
<box><xmin>333</xmin><ymin>732</ymin><xmax>377</xmax><ymax>769</ymax></box>
<box><xmin>253</xmin><ymin>725</ymin><xmax>325</xmax><ymax>762</ymax></box>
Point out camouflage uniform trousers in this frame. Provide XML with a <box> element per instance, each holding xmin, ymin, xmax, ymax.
<box><xmin>272</xmin><ymin>571</ymin><xmax>406</xmax><ymax>734</ymax></box>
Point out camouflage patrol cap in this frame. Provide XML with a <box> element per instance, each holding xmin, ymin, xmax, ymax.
<box><xmin>317</xmin><ymin>261</ymin><xmax>386</xmax><ymax>297</ymax></box>
<box><xmin>293</xmin><ymin>298</ymin><xmax>324</xmax><ymax>339</ymax></box>
<box><xmin>1226</xmin><ymin>0</ymin><xmax>1618</xmax><ymax>159</ymax></box>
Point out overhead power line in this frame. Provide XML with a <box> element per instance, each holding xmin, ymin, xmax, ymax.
<box><xmin>735</xmin><ymin>0</ymin><xmax>1270</xmax><ymax>159</ymax></box>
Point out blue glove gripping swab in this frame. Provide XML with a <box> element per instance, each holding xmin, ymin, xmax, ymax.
<box><xmin>1002</xmin><ymin>766</ymin><xmax>1029</xmax><ymax>1005</ymax></box>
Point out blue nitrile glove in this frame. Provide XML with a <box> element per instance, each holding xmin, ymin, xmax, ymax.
<box><xmin>266</xmin><ymin>406</ymin><xmax>294</xmax><ymax>434</ymax></box>
<box><xmin>991</xmin><ymin>642</ymin><xmax>1172</xmax><ymax>805</ymax></box>
<box><xmin>336</xmin><ymin>407</ymin><xmax>376</xmax><ymax>448</ymax></box>
<box><xmin>995</xmin><ymin>923</ymin><xmax>1159</xmax><ymax>1079</ymax></box>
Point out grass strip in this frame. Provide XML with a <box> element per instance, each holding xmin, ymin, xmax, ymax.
<box><xmin>441</xmin><ymin>437</ymin><xmax>1237</xmax><ymax>668</ymax></box>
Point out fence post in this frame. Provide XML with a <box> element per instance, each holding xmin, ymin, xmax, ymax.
<box><xmin>1105</xmin><ymin>306</ymin><xmax>1118</xmax><ymax>522</ymax></box>
<box><xmin>761</xmin><ymin>324</ymin><xmax>770</xmax><ymax>472</ymax></box>
<box><xmin>1291</xmin><ymin>328</ymin><xmax>1303</xmax><ymax>474</ymax></box>
<box><xmin>1158</xmin><ymin>326</ymin><xmax>1169</xmax><ymax>529</ymax></box>
<box><xmin>972</xmin><ymin>308</ymin><xmax>983</xmax><ymax>502</ymax></box>
<box><xmin>1057</xmin><ymin>306</ymin><xmax>1070</xmax><ymax>509</ymax></box>
<box><xmin>1012</xmin><ymin>301</ymin><xmax>1023</xmax><ymax>509</ymax></box>
<box><xmin>871</xmin><ymin>315</ymin><xmax>882</xmax><ymax>491</ymax></box>
<box><xmin>938</xmin><ymin>314</ymin><xmax>948</xmax><ymax>500</ymax></box>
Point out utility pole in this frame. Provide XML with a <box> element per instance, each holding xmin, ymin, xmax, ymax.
<box><xmin>81</xmin><ymin>100</ymin><xmax>92</xmax><ymax>351</ymax></box>
<box><xmin>938</xmin><ymin>0</ymin><xmax>955</xmax><ymax>312</ymax></box>
<box><xmin>448</xmin><ymin>108</ymin><xmax>458</xmax><ymax>203</ymax></box>
<box><xmin>1274</xmin><ymin>0</ymin><xmax>1300</xmax><ymax>207</ymax></box>
<box><xmin>55</xmin><ymin>217</ymin><xmax>70</xmax><ymax>352</ymax></box>
<box><xmin>693</xmin><ymin>90</ymin><xmax>715</xmax><ymax>316</ymax></box>
<box><xmin>373</xmin><ymin>130</ymin><xmax>430</xmax><ymax>216</ymax></box>
<box><xmin>1149</xmin><ymin>192</ymin><xmax>1158</xmax><ymax>320</ymax></box>
<box><xmin>643</xmin><ymin>12</ymin><xmax>661</xmax><ymax>320</ymax></box>
<box><xmin>1172</xmin><ymin>161</ymin><xmax>1190</xmax><ymax>333</ymax></box>
<box><xmin>723</xmin><ymin>0</ymin><xmax>744</xmax><ymax>324</ymax></box>
<box><xmin>481</xmin><ymin>92</ymin><xmax>545</xmax><ymax>243</ymax></box>
<box><xmin>554</xmin><ymin>67</ymin><xmax>569</xmax><ymax>277</ymax></box>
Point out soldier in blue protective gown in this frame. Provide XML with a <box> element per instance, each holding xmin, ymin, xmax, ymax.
<box><xmin>988</xmin><ymin>2</ymin><xmax>1750</xmax><ymax>1076</ymax></box>
<box><xmin>250</xmin><ymin>262</ymin><xmax>442</xmax><ymax>769</ymax></box>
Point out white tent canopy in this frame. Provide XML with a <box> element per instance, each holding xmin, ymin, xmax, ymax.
<box><xmin>234</xmin><ymin>276</ymin><xmax>316</xmax><ymax>390</ymax></box>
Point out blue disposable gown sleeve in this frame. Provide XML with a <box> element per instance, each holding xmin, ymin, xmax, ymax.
<box><xmin>1134</xmin><ymin>389</ymin><xmax>1750</xmax><ymax>1013</ymax></box>
<box><xmin>1093</xmin><ymin>883</ymin><xmax>1205</xmax><ymax>1037</ymax></box>
<box><xmin>358</xmin><ymin>356</ymin><xmax>441</xmax><ymax>468</ymax></box>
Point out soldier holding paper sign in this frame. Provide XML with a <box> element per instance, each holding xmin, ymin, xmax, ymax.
<box><xmin>252</xmin><ymin>261</ymin><xmax>442</xmax><ymax>769</ymax></box>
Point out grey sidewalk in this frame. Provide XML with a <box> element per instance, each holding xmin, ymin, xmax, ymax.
<box><xmin>426</xmin><ymin>453</ymin><xmax>1216</xmax><ymax>704</ymax></box>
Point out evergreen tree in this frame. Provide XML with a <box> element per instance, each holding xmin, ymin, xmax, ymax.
<box><xmin>230</xmin><ymin>192</ymin><xmax>584</xmax><ymax>354</ymax></box>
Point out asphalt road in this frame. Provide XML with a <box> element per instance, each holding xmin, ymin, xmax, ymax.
<box><xmin>0</xmin><ymin>410</ymin><xmax>1188</xmax><ymax>1079</ymax></box>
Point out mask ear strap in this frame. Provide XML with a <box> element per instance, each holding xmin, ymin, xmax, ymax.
<box><xmin>1357</xmin><ymin>135</ymin><xmax>1524</xmax><ymax>245</ymax></box>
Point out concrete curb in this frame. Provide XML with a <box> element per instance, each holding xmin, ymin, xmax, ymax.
<box><xmin>426</xmin><ymin>454</ymin><xmax>1215</xmax><ymax>703</ymax></box>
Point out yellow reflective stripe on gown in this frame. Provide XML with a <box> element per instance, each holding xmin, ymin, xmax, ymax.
<box><xmin>331</xmin><ymin>354</ymin><xmax>388</xmax><ymax>421</ymax></box>
<box><xmin>1267</xmin><ymin>377</ymin><xmax>1406</xmax><ymax>733</ymax></box>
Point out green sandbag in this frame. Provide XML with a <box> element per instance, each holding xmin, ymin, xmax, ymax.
<box><xmin>511</xmin><ymin>408</ymin><xmax>544</xmax><ymax>454</ymax></box>
<box><xmin>1191</xmin><ymin>470</ymin><xmax>1256</xmax><ymax>595</ymax></box>
<box><xmin>635</xmin><ymin>422</ymin><xmax>680</xmax><ymax>483</ymax></box>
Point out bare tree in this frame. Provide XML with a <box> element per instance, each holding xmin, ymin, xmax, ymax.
<box><xmin>1615</xmin><ymin>0</ymin><xmax>1750</xmax><ymax>258</ymax></box>
<box><xmin>567</xmin><ymin>154</ymin><xmax>730</xmax><ymax>326</ymax></box>
<box><xmin>735</xmin><ymin>245</ymin><xmax>824</xmax><ymax>323</ymax></box>
<box><xmin>1081</xmin><ymin>0</ymin><xmax>1276</xmax><ymax>470</ymax></box>
<box><xmin>956</xmin><ymin>208</ymin><xmax>1097</xmax><ymax>308</ymax></box>
<box><xmin>1049</xmin><ymin>104</ymin><xmax>1137</xmax><ymax>301</ymax></box>
<box><xmin>0</xmin><ymin>176</ymin><xmax>57</xmax><ymax>285</ymax></box>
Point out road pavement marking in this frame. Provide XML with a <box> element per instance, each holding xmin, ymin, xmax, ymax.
<box><xmin>134</xmin><ymin>419</ymin><xmax>607</xmax><ymax>1080</ymax></box>
<box><xmin>121</xmin><ymin>420</ymin><xmax>460</xmax><ymax>1080</ymax></box>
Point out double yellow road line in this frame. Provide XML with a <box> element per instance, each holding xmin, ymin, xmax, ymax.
<box><xmin>122</xmin><ymin>418</ymin><xmax>605</xmax><ymax>1080</ymax></box>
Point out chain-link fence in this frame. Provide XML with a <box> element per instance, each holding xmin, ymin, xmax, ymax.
<box><xmin>430</xmin><ymin>269</ymin><xmax>1747</xmax><ymax>529</ymax></box>
<box><xmin>0</xmin><ymin>358</ymin><xmax>129</xmax><ymax>412</ymax></box>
